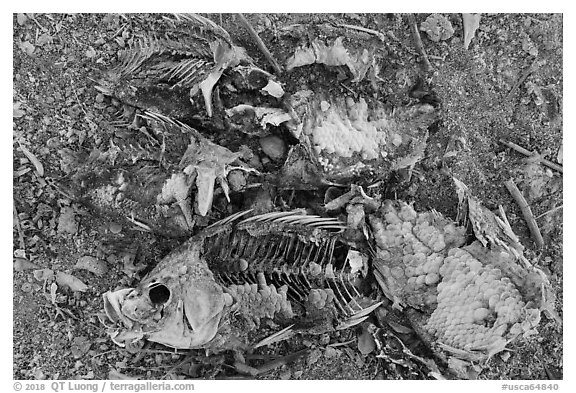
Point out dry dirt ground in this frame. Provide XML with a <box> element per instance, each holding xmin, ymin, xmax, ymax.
<box><xmin>13</xmin><ymin>13</ymin><xmax>562</xmax><ymax>380</ymax></box>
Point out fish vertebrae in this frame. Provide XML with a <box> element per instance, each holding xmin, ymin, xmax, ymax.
<box><xmin>200</xmin><ymin>213</ymin><xmax>380</xmax><ymax>326</ymax></box>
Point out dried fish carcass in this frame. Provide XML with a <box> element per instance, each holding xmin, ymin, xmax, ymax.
<box><xmin>369</xmin><ymin>198</ymin><xmax>557</xmax><ymax>376</ymax></box>
<box><xmin>96</xmin><ymin>13</ymin><xmax>283</xmax><ymax>122</ymax></box>
<box><xmin>65</xmin><ymin>111</ymin><xmax>251</xmax><ymax>237</ymax></box>
<box><xmin>101</xmin><ymin>210</ymin><xmax>382</xmax><ymax>350</ymax></box>
<box><xmin>282</xmin><ymin>91</ymin><xmax>437</xmax><ymax>186</ymax></box>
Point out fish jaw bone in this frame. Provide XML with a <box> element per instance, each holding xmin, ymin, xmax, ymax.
<box><xmin>102</xmin><ymin>288</ymin><xmax>137</xmax><ymax>328</ymax></box>
<box><xmin>147</xmin><ymin>299</ymin><xmax>224</xmax><ymax>349</ymax></box>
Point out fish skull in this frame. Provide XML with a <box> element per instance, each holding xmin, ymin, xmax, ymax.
<box><xmin>103</xmin><ymin>276</ymin><xmax>226</xmax><ymax>349</ymax></box>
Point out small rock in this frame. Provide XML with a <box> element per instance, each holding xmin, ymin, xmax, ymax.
<box><xmin>307</xmin><ymin>348</ymin><xmax>322</xmax><ymax>366</ymax></box>
<box><xmin>109</xmin><ymin>222</ymin><xmax>122</xmax><ymax>234</ymax></box>
<box><xmin>420</xmin><ymin>14</ymin><xmax>455</xmax><ymax>42</ymax></box>
<box><xmin>71</xmin><ymin>336</ymin><xmax>91</xmax><ymax>359</ymax></box>
<box><xmin>357</xmin><ymin>328</ymin><xmax>376</xmax><ymax>355</ymax></box>
<box><xmin>259</xmin><ymin>135</ymin><xmax>286</xmax><ymax>161</ymax></box>
<box><xmin>17</xmin><ymin>13</ymin><xmax>28</xmax><ymax>25</ymax></box>
<box><xmin>13</xmin><ymin>102</ymin><xmax>25</xmax><ymax>118</ymax></box>
<box><xmin>57</xmin><ymin>207</ymin><xmax>78</xmax><ymax>234</ymax></box>
<box><xmin>14</xmin><ymin>258</ymin><xmax>39</xmax><ymax>272</ymax></box>
<box><xmin>227</xmin><ymin>170</ymin><xmax>247</xmax><ymax>192</ymax></box>
<box><xmin>56</xmin><ymin>271</ymin><xmax>88</xmax><ymax>292</ymax></box>
<box><xmin>75</xmin><ymin>256</ymin><xmax>108</xmax><ymax>276</ymax></box>
<box><xmin>95</xmin><ymin>93</ymin><xmax>105</xmax><ymax>103</ymax></box>
<box><xmin>32</xmin><ymin>368</ymin><xmax>46</xmax><ymax>380</ymax></box>
<box><xmin>33</xmin><ymin>268</ymin><xmax>54</xmax><ymax>282</ymax></box>
<box><xmin>19</xmin><ymin>41</ymin><xmax>35</xmax><ymax>56</ymax></box>
<box><xmin>324</xmin><ymin>346</ymin><xmax>340</xmax><ymax>358</ymax></box>
<box><xmin>85</xmin><ymin>46</ymin><xmax>97</xmax><ymax>58</ymax></box>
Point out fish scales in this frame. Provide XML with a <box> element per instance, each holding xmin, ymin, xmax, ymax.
<box><xmin>370</xmin><ymin>199</ymin><xmax>554</xmax><ymax>367</ymax></box>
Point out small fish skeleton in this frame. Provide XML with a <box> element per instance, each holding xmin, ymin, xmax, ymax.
<box><xmin>102</xmin><ymin>209</ymin><xmax>381</xmax><ymax>351</ymax></box>
<box><xmin>101</xmin><ymin>199</ymin><xmax>555</xmax><ymax>372</ymax></box>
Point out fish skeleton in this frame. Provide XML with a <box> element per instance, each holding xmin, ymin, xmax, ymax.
<box><xmin>102</xmin><ymin>209</ymin><xmax>381</xmax><ymax>351</ymax></box>
<box><xmin>101</xmin><ymin>196</ymin><xmax>556</xmax><ymax>372</ymax></box>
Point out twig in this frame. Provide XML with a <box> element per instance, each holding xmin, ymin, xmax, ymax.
<box><xmin>504</xmin><ymin>179</ymin><xmax>544</xmax><ymax>248</ymax></box>
<box><xmin>535</xmin><ymin>205</ymin><xmax>563</xmax><ymax>220</ymax></box>
<box><xmin>506</xmin><ymin>59</ymin><xmax>537</xmax><ymax>101</ymax></box>
<box><xmin>28</xmin><ymin>15</ymin><xmax>46</xmax><ymax>31</ymax></box>
<box><xmin>235</xmin><ymin>349</ymin><xmax>309</xmax><ymax>376</ymax></box>
<box><xmin>339</xmin><ymin>83</ymin><xmax>357</xmax><ymax>97</ymax></box>
<box><xmin>407</xmin><ymin>13</ymin><xmax>433</xmax><ymax>73</ymax></box>
<box><xmin>337</xmin><ymin>23</ymin><xmax>385</xmax><ymax>42</ymax></box>
<box><xmin>125</xmin><ymin>215</ymin><xmax>152</xmax><ymax>232</ymax></box>
<box><xmin>499</xmin><ymin>139</ymin><xmax>563</xmax><ymax>173</ymax></box>
<box><xmin>236</xmin><ymin>13</ymin><xmax>283</xmax><ymax>75</ymax></box>
<box><xmin>13</xmin><ymin>202</ymin><xmax>26</xmax><ymax>251</ymax></box>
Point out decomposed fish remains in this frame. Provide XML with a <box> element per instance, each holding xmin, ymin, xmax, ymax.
<box><xmin>101</xmin><ymin>209</ymin><xmax>381</xmax><ymax>351</ymax></box>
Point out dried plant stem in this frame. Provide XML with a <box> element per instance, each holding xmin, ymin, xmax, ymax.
<box><xmin>504</xmin><ymin>179</ymin><xmax>544</xmax><ymax>248</ymax></box>
<box><xmin>506</xmin><ymin>59</ymin><xmax>537</xmax><ymax>101</ymax></box>
<box><xmin>407</xmin><ymin>13</ymin><xmax>433</xmax><ymax>72</ymax></box>
<box><xmin>13</xmin><ymin>202</ymin><xmax>26</xmax><ymax>251</ymax></box>
<box><xmin>499</xmin><ymin>139</ymin><xmax>563</xmax><ymax>173</ymax></box>
<box><xmin>236</xmin><ymin>13</ymin><xmax>283</xmax><ymax>75</ymax></box>
<box><xmin>535</xmin><ymin>205</ymin><xmax>563</xmax><ymax>220</ymax></box>
<box><xmin>235</xmin><ymin>349</ymin><xmax>308</xmax><ymax>376</ymax></box>
<box><xmin>338</xmin><ymin>23</ymin><xmax>386</xmax><ymax>42</ymax></box>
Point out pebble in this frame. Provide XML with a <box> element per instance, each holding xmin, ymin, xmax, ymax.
<box><xmin>306</xmin><ymin>348</ymin><xmax>322</xmax><ymax>365</ymax></box>
<box><xmin>236</xmin><ymin>258</ymin><xmax>249</xmax><ymax>272</ymax></box>
<box><xmin>259</xmin><ymin>135</ymin><xmax>286</xmax><ymax>160</ymax></box>
<box><xmin>75</xmin><ymin>256</ymin><xmax>108</xmax><ymax>276</ymax></box>
<box><xmin>109</xmin><ymin>222</ymin><xmax>122</xmax><ymax>234</ymax></box>
<box><xmin>227</xmin><ymin>170</ymin><xmax>246</xmax><ymax>192</ymax></box>
<box><xmin>324</xmin><ymin>346</ymin><xmax>340</xmax><ymax>358</ymax></box>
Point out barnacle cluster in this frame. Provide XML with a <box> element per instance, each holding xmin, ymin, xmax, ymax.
<box><xmin>371</xmin><ymin>201</ymin><xmax>542</xmax><ymax>353</ymax></box>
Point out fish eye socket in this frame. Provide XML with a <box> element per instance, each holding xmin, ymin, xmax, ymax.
<box><xmin>148</xmin><ymin>284</ymin><xmax>170</xmax><ymax>305</ymax></box>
